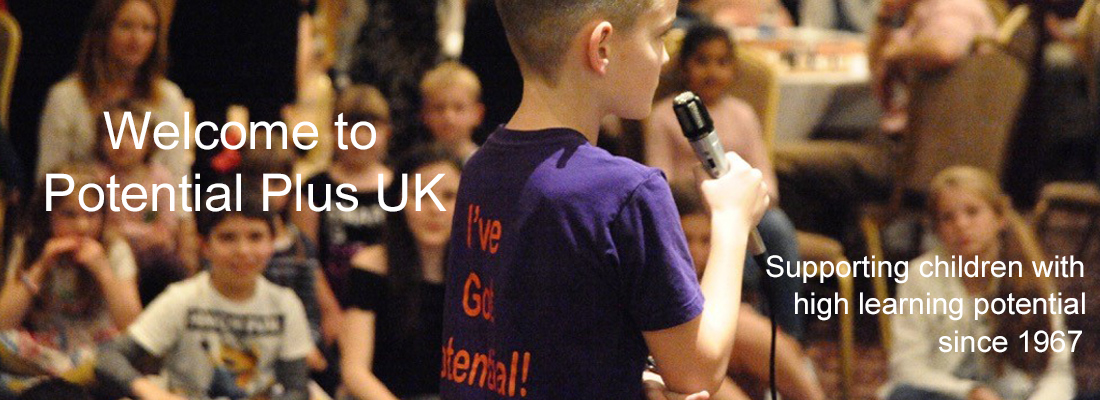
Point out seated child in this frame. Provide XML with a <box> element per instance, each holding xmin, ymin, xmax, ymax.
<box><xmin>292</xmin><ymin>85</ymin><xmax>393</xmax><ymax>309</ymax></box>
<box><xmin>420</xmin><ymin>61</ymin><xmax>485</xmax><ymax>163</ymax></box>
<box><xmin>0</xmin><ymin>163</ymin><xmax>142</xmax><ymax>397</ymax></box>
<box><xmin>94</xmin><ymin>101</ymin><xmax>191</xmax><ymax>304</ymax></box>
<box><xmin>883</xmin><ymin>166</ymin><xmax>1075</xmax><ymax>400</ymax></box>
<box><xmin>238</xmin><ymin>136</ymin><xmax>339</xmax><ymax>375</ymax></box>
<box><xmin>96</xmin><ymin>190</ymin><xmax>314</xmax><ymax>400</ymax></box>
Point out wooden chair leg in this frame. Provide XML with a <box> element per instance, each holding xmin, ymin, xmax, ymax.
<box><xmin>837</xmin><ymin>273</ymin><xmax>855</xmax><ymax>400</ymax></box>
<box><xmin>1079</xmin><ymin>213</ymin><xmax>1100</xmax><ymax>257</ymax></box>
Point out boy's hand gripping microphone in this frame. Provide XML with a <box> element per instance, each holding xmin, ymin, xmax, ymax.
<box><xmin>672</xmin><ymin>91</ymin><xmax>767</xmax><ymax>257</ymax></box>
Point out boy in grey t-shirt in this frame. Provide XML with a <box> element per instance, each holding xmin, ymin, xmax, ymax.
<box><xmin>97</xmin><ymin>196</ymin><xmax>312</xmax><ymax>400</ymax></box>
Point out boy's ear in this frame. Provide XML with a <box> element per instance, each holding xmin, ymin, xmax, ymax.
<box><xmin>586</xmin><ymin>21</ymin><xmax>614</xmax><ymax>75</ymax></box>
<box><xmin>475</xmin><ymin>102</ymin><xmax>486</xmax><ymax>125</ymax></box>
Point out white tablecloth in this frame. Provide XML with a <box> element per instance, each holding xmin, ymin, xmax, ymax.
<box><xmin>734</xmin><ymin>27</ymin><xmax>880</xmax><ymax>142</ymax></box>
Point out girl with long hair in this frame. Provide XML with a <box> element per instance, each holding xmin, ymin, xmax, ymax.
<box><xmin>885</xmin><ymin>166</ymin><xmax>1075</xmax><ymax>400</ymax></box>
<box><xmin>339</xmin><ymin>145</ymin><xmax>461</xmax><ymax>400</ymax></box>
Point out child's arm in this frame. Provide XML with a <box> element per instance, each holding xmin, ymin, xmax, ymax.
<box><xmin>96</xmin><ymin>335</ymin><xmax>185</xmax><ymax>400</ymax></box>
<box><xmin>643</xmin><ymin>153</ymin><xmax>769</xmax><ymax>395</ymax></box>
<box><xmin>80</xmin><ymin>239</ymin><xmax>143</xmax><ymax>328</ymax></box>
<box><xmin>340</xmin><ymin>308</ymin><xmax>400</xmax><ymax>400</ymax></box>
<box><xmin>314</xmin><ymin>267</ymin><xmax>344</xmax><ymax>346</ymax></box>
<box><xmin>278</xmin><ymin>285</ymin><xmax>317</xmax><ymax>400</ymax></box>
<box><xmin>0</xmin><ymin>238</ymin><xmax>78</xmax><ymax>330</ymax></box>
<box><xmin>98</xmin><ymin>279</ymin><xmax>188</xmax><ymax>399</ymax></box>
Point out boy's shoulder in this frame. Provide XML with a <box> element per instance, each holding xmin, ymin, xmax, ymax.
<box><xmin>475</xmin><ymin>126</ymin><xmax>666</xmax><ymax>186</ymax></box>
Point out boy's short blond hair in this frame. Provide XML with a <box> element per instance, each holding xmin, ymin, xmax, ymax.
<box><xmin>336</xmin><ymin>84</ymin><xmax>391</xmax><ymax>125</ymax></box>
<box><xmin>496</xmin><ymin>0</ymin><xmax>656</xmax><ymax>82</ymax></box>
<box><xmin>421</xmin><ymin>61</ymin><xmax>483</xmax><ymax>101</ymax></box>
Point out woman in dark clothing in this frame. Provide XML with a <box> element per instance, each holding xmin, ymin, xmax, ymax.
<box><xmin>339</xmin><ymin>145</ymin><xmax>461</xmax><ymax>400</ymax></box>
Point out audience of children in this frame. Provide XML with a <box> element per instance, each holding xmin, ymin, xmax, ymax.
<box><xmin>340</xmin><ymin>145</ymin><xmax>461</xmax><ymax>400</ymax></box>
<box><xmin>0</xmin><ymin>164</ymin><xmax>142</xmax><ymax>398</ymax></box>
<box><xmin>420</xmin><ymin>62</ymin><xmax>485</xmax><ymax>163</ymax></box>
<box><xmin>37</xmin><ymin>0</ymin><xmax>189</xmax><ymax>180</ymax></box>
<box><xmin>883</xmin><ymin>166</ymin><xmax>1076</xmax><ymax>400</ymax></box>
<box><xmin>647</xmin><ymin>23</ymin><xmax>806</xmax><ymax>340</ymax></box>
<box><xmin>6</xmin><ymin>0</ymin><xmax>1092</xmax><ymax>396</ymax></box>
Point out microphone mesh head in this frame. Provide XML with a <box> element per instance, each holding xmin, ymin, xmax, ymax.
<box><xmin>672</xmin><ymin>92</ymin><xmax>713</xmax><ymax>141</ymax></box>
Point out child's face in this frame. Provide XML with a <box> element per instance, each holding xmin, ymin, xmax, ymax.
<box><xmin>267</xmin><ymin>178</ymin><xmax>291</xmax><ymax>213</ymax></box>
<box><xmin>404</xmin><ymin>162</ymin><xmax>461</xmax><ymax>248</ymax></box>
<box><xmin>684</xmin><ymin>39</ymin><xmax>735</xmax><ymax>105</ymax></box>
<box><xmin>108</xmin><ymin>0</ymin><xmax>158</xmax><ymax>71</ymax></box>
<box><xmin>934</xmin><ymin>187</ymin><xmax>1006</xmax><ymax>259</ymax></box>
<box><xmin>100</xmin><ymin>123</ymin><xmax>150</xmax><ymax>170</ymax></box>
<box><xmin>422</xmin><ymin>86</ymin><xmax>484</xmax><ymax>144</ymax></box>
<box><xmin>51</xmin><ymin>195</ymin><xmax>104</xmax><ymax>239</ymax></box>
<box><xmin>605</xmin><ymin>0</ymin><xmax>679</xmax><ymax>120</ymax></box>
<box><xmin>681</xmin><ymin>213</ymin><xmax>711</xmax><ymax>277</ymax></box>
<box><xmin>335</xmin><ymin>119</ymin><xmax>390</xmax><ymax>164</ymax></box>
<box><xmin>203</xmin><ymin>215</ymin><xmax>275</xmax><ymax>284</ymax></box>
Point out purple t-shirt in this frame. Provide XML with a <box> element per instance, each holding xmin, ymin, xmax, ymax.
<box><xmin>441</xmin><ymin>127</ymin><xmax>704</xmax><ymax>399</ymax></box>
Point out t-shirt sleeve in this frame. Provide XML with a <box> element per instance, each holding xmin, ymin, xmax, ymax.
<box><xmin>279</xmin><ymin>288</ymin><xmax>314</xmax><ymax>360</ymax></box>
<box><xmin>611</xmin><ymin>172</ymin><xmax>704</xmax><ymax>332</ymax></box>
<box><xmin>128</xmin><ymin>284</ymin><xmax>187</xmax><ymax>356</ymax></box>
<box><xmin>346</xmin><ymin>268</ymin><xmax>386</xmax><ymax>312</ymax></box>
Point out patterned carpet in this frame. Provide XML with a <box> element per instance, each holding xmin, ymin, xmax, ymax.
<box><xmin>802</xmin><ymin>209</ymin><xmax>1099</xmax><ymax>400</ymax></box>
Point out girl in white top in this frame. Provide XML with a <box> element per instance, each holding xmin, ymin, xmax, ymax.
<box><xmin>37</xmin><ymin>0</ymin><xmax>190</xmax><ymax>180</ymax></box>
<box><xmin>884</xmin><ymin>166</ymin><xmax>1075</xmax><ymax>400</ymax></box>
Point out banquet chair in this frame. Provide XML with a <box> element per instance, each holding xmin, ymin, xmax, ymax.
<box><xmin>1034</xmin><ymin>182</ymin><xmax>1100</xmax><ymax>260</ymax></box>
<box><xmin>727</xmin><ymin>48</ymin><xmax>781</xmax><ymax>154</ymax></box>
<box><xmin>994</xmin><ymin>5</ymin><xmax>1039</xmax><ymax>62</ymax></box>
<box><xmin>0</xmin><ymin>10</ymin><xmax>20</xmax><ymax>130</ymax></box>
<box><xmin>1028</xmin><ymin>0</ymin><xmax>1100</xmax><ymax>260</ymax></box>
<box><xmin>984</xmin><ymin>0</ymin><xmax>1012</xmax><ymax>24</ymax></box>
<box><xmin>858</xmin><ymin>31</ymin><xmax>1031</xmax><ymax>352</ymax></box>
<box><xmin>0</xmin><ymin>10</ymin><xmax>18</xmax><ymax>262</ymax></box>
<box><xmin>1076</xmin><ymin>0</ymin><xmax>1100</xmax><ymax>104</ymax></box>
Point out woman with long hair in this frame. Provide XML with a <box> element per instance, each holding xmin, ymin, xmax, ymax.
<box><xmin>340</xmin><ymin>145</ymin><xmax>461</xmax><ymax>400</ymax></box>
<box><xmin>37</xmin><ymin>0</ymin><xmax>189</xmax><ymax>179</ymax></box>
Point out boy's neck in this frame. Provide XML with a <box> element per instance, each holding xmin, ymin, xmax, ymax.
<box><xmin>506</xmin><ymin>78</ymin><xmax>603</xmax><ymax>144</ymax></box>
<box><xmin>210</xmin><ymin>271</ymin><xmax>259</xmax><ymax>302</ymax></box>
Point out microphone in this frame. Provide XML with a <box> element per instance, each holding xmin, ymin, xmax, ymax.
<box><xmin>673</xmin><ymin>91</ymin><xmax>779</xmax><ymax>400</ymax></box>
<box><xmin>672</xmin><ymin>91</ymin><xmax>767</xmax><ymax>257</ymax></box>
